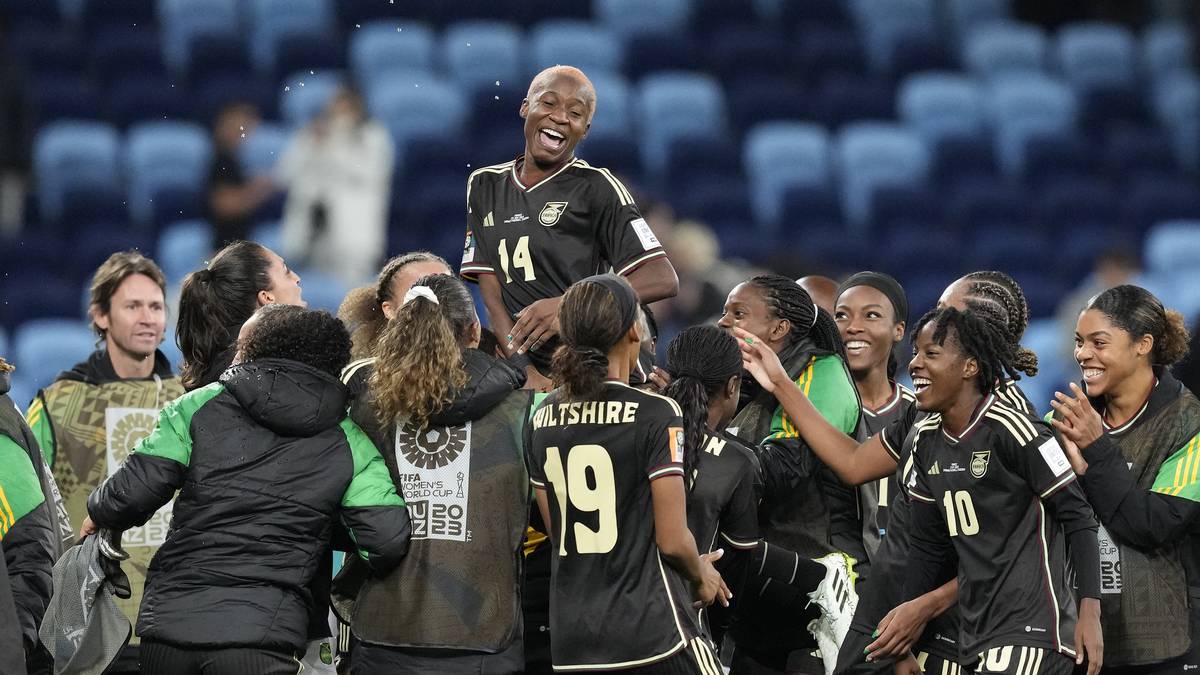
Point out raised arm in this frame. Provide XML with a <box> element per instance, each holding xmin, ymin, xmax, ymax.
<box><xmin>625</xmin><ymin>256</ymin><xmax>679</xmax><ymax>304</ymax></box>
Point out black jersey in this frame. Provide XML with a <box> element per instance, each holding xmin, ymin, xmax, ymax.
<box><xmin>857</xmin><ymin>382</ymin><xmax>916</xmax><ymax>565</ymax></box>
<box><xmin>688</xmin><ymin>428</ymin><xmax>761</xmax><ymax>555</ymax></box>
<box><xmin>905</xmin><ymin>394</ymin><xmax>1093</xmax><ymax>660</ymax></box>
<box><xmin>527</xmin><ymin>382</ymin><xmax>702</xmax><ymax>671</ymax></box>
<box><xmin>460</xmin><ymin>158</ymin><xmax>667</xmax><ymax>317</ymax></box>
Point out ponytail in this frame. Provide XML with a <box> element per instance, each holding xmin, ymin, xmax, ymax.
<box><xmin>1088</xmin><ymin>285</ymin><xmax>1191</xmax><ymax>368</ymax></box>
<box><xmin>748</xmin><ymin>274</ymin><xmax>846</xmax><ymax>359</ymax></box>
<box><xmin>662</xmin><ymin>326</ymin><xmax>742</xmax><ymax>488</ymax></box>
<box><xmin>553</xmin><ymin>275</ymin><xmax>639</xmax><ymax>402</ymax></box>
<box><xmin>339</xmin><ymin>251</ymin><xmax>452</xmax><ymax>360</ymax></box>
<box><xmin>370</xmin><ymin>274</ymin><xmax>475</xmax><ymax>430</ymax></box>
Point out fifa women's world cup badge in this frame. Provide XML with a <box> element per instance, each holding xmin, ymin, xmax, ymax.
<box><xmin>394</xmin><ymin>421</ymin><xmax>473</xmax><ymax>541</ymax></box>
<box><xmin>106</xmin><ymin>407</ymin><xmax>173</xmax><ymax>547</ymax></box>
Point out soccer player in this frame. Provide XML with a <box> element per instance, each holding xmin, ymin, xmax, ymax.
<box><xmin>339</xmin><ymin>274</ymin><xmax>532</xmax><ymax>672</ymax></box>
<box><xmin>176</xmin><ymin>240</ymin><xmax>305</xmax><ymax>391</ymax></box>
<box><xmin>338</xmin><ymin>251</ymin><xmax>452</xmax><ymax>360</ymax></box>
<box><xmin>902</xmin><ymin>306</ymin><xmax>1103</xmax><ymax>675</ymax></box>
<box><xmin>1050</xmin><ymin>285</ymin><xmax>1200</xmax><ymax>673</ymax></box>
<box><xmin>25</xmin><ymin>251</ymin><xmax>183</xmax><ymax>674</ymax></box>
<box><xmin>460</xmin><ymin>65</ymin><xmax>679</xmax><ymax>390</ymax></box>
<box><xmin>661</xmin><ymin>326</ymin><xmax>761</xmax><ymax>650</ymax></box>
<box><xmin>527</xmin><ymin>274</ymin><xmax>726</xmax><ymax>673</ymax></box>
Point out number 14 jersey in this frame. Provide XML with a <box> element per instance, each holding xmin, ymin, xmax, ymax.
<box><xmin>527</xmin><ymin>382</ymin><xmax>703</xmax><ymax>671</ymax></box>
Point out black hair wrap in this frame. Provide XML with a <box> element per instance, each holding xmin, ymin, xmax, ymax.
<box><xmin>837</xmin><ymin>271</ymin><xmax>909</xmax><ymax>324</ymax></box>
<box><xmin>580</xmin><ymin>273</ymin><xmax>638</xmax><ymax>337</ymax></box>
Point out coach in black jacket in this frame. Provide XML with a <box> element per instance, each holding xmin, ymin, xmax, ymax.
<box><xmin>85</xmin><ymin>306</ymin><xmax>411</xmax><ymax>674</ymax></box>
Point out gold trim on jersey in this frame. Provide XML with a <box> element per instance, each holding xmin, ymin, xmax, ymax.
<box><xmin>340</xmin><ymin>357</ymin><xmax>376</xmax><ymax>385</ymax></box>
<box><xmin>1035</xmin><ymin>501</ymin><xmax>1074</xmax><ymax>657</ymax></box>
<box><xmin>616</xmin><ymin>249</ymin><xmax>668</xmax><ymax>276</ymax></box>
<box><xmin>510</xmin><ymin>158</ymin><xmax>580</xmax><ymax>192</ymax></box>
<box><xmin>576</xmin><ymin>160</ymin><xmax>635</xmax><ymax>206</ymax></box>
<box><xmin>984</xmin><ymin>403</ymin><xmax>1038</xmax><ymax>446</ymax></box>
<box><xmin>466</xmin><ymin>160</ymin><xmax>516</xmax><ymax>211</ymax></box>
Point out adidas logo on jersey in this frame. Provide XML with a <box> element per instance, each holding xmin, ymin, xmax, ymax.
<box><xmin>928</xmin><ymin>461</ymin><xmax>941</xmax><ymax>475</ymax></box>
<box><xmin>483</xmin><ymin>212</ymin><xmax>494</xmax><ymax>227</ymax></box>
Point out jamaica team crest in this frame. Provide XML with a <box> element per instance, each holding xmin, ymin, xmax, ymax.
<box><xmin>970</xmin><ymin>451</ymin><xmax>990</xmax><ymax>478</ymax></box>
<box><xmin>394</xmin><ymin>421</ymin><xmax>472</xmax><ymax>541</ymax></box>
<box><xmin>539</xmin><ymin>201</ymin><xmax>568</xmax><ymax>226</ymax></box>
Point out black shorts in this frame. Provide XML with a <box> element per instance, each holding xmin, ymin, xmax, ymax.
<box><xmin>621</xmin><ymin>638</ymin><xmax>724</xmax><ymax>675</ymax></box>
<box><xmin>969</xmin><ymin>646</ymin><xmax>1074</xmax><ymax>675</ymax></box>
<box><xmin>140</xmin><ymin>640</ymin><xmax>301</xmax><ymax>675</ymax></box>
<box><xmin>835</xmin><ymin>626</ymin><xmax>959</xmax><ymax>675</ymax></box>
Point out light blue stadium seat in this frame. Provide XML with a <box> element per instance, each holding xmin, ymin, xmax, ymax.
<box><xmin>366</xmin><ymin>71</ymin><xmax>466</xmax><ymax>163</ymax></box>
<box><xmin>1018</xmin><ymin>317</ymin><xmax>1073</xmax><ymax>416</ymax></box>
<box><xmin>33</xmin><ymin>121</ymin><xmax>122</xmax><ymax>223</ymax></box>
<box><xmin>293</xmin><ymin>269</ymin><xmax>350</xmax><ymax>313</ymax></box>
<box><xmin>1145</xmin><ymin>220</ymin><xmax>1200</xmax><ymax>276</ymax></box>
<box><xmin>898</xmin><ymin>72</ymin><xmax>986</xmax><ymax>143</ymax></box>
<box><xmin>248</xmin><ymin>0</ymin><xmax>333</xmax><ymax>76</ymax></box>
<box><xmin>529</xmin><ymin>20</ymin><xmax>622</xmax><ymax>76</ymax></box>
<box><xmin>587</xmin><ymin>73</ymin><xmax>633</xmax><ymax>137</ymax></box>
<box><xmin>836</xmin><ymin>122</ymin><xmax>930</xmax><ymax>231</ymax></box>
<box><xmin>158</xmin><ymin>219</ymin><xmax>215</xmax><ymax>285</ymax></box>
<box><xmin>986</xmin><ymin>75</ymin><xmax>1078</xmax><ymax>175</ymax></box>
<box><xmin>945</xmin><ymin>0</ymin><xmax>1011</xmax><ymax>41</ymax></box>
<box><xmin>1143</xmin><ymin>22</ymin><xmax>1194</xmax><ymax>80</ymax></box>
<box><xmin>962</xmin><ymin>21</ymin><xmax>1048</xmax><ymax>80</ymax></box>
<box><xmin>239</xmin><ymin>123</ymin><xmax>289</xmax><ymax>177</ymax></box>
<box><xmin>250</xmin><ymin>220</ymin><xmax>282</xmax><ymax>253</ymax></box>
<box><xmin>159</xmin><ymin>329</ymin><xmax>184</xmax><ymax>373</ymax></box>
<box><xmin>593</xmin><ymin>0</ymin><xmax>691</xmax><ymax>38</ymax></box>
<box><xmin>847</xmin><ymin>0</ymin><xmax>938</xmax><ymax>71</ymax></box>
<box><xmin>743</xmin><ymin>122</ymin><xmax>832</xmax><ymax>227</ymax></box>
<box><xmin>443</xmin><ymin>21</ymin><xmax>524</xmax><ymax>91</ymax></box>
<box><xmin>1055</xmin><ymin>22</ymin><xmax>1137</xmax><ymax>91</ymax></box>
<box><xmin>1153</xmin><ymin>72</ymin><xmax>1200</xmax><ymax>170</ymax></box>
<box><xmin>159</xmin><ymin>0</ymin><xmax>242</xmax><ymax>74</ymax></box>
<box><xmin>349</xmin><ymin>21</ymin><xmax>436</xmax><ymax>86</ymax></box>
<box><xmin>13</xmin><ymin>319</ymin><xmax>96</xmax><ymax>392</ymax></box>
<box><xmin>280</xmin><ymin>70</ymin><xmax>345</xmax><ymax>127</ymax></box>
<box><xmin>7</xmin><ymin>374</ymin><xmax>36</xmax><ymax>409</ymax></box>
<box><xmin>125</xmin><ymin>121</ymin><xmax>213</xmax><ymax>226</ymax></box>
<box><xmin>636</xmin><ymin>72</ymin><xmax>727</xmax><ymax>176</ymax></box>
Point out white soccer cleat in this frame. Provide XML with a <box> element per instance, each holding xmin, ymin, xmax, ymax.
<box><xmin>806</xmin><ymin>552</ymin><xmax>859</xmax><ymax>675</ymax></box>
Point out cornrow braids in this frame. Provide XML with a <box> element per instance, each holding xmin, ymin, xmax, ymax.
<box><xmin>662</xmin><ymin>326</ymin><xmax>742</xmax><ymax>488</ymax></box>
<box><xmin>914</xmin><ymin>307</ymin><xmax>1020</xmax><ymax>395</ymax></box>
<box><xmin>963</xmin><ymin>273</ymin><xmax>1038</xmax><ymax>377</ymax></box>
<box><xmin>747</xmin><ymin>274</ymin><xmax>846</xmax><ymax>360</ymax></box>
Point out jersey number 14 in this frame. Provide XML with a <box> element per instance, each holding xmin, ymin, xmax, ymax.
<box><xmin>544</xmin><ymin>444</ymin><xmax>618</xmax><ymax>555</ymax></box>
<box><xmin>498</xmin><ymin>236</ymin><xmax>537</xmax><ymax>283</ymax></box>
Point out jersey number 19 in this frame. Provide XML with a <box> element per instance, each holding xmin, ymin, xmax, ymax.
<box><xmin>544</xmin><ymin>444</ymin><xmax>618</xmax><ymax>555</ymax></box>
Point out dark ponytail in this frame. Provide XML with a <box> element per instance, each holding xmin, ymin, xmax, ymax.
<box><xmin>963</xmin><ymin>271</ymin><xmax>1038</xmax><ymax>377</ymax></box>
<box><xmin>662</xmin><ymin>326</ymin><xmax>742</xmax><ymax>488</ymax></box>
<box><xmin>177</xmin><ymin>241</ymin><xmax>272</xmax><ymax>390</ymax></box>
<box><xmin>553</xmin><ymin>275</ymin><xmax>638</xmax><ymax>401</ymax></box>
<box><xmin>1087</xmin><ymin>284</ymin><xmax>1191</xmax><ymax>367</ymax></box>
<box><xmin>748</xmin><ymin>274</ymin><xmax>846</xmax><ymax>359</ymax></box>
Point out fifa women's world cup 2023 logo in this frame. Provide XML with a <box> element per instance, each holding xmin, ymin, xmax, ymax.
<box><xmin>105</xmin><ymin>407</ymin><xmax>173</xmax><ymax>547</ymax></box>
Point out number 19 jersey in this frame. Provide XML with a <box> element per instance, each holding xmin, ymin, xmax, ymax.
<box><xmin>527</xmin><ymin>382</ymin><xmax>703</xmax><ymax>671</ymax></box>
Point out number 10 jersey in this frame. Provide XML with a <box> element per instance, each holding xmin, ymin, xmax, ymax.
<box><xmin>527</xmin><ymin>381</ymin><xmax>704</xmax><ymax>671</ymax></box>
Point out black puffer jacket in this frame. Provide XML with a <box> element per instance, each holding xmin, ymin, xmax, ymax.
<box><xmin>88</xmin><ymin>358</ymin><xmax>411</xmax><ymax>653</ymax></box>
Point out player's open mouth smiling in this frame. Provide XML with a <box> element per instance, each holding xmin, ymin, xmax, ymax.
<box><xmin>845</xmin><ymin>339</ymin><xmax>870</xmax><ymax>356</ymax></box>
<box><xmin>1081</xmin><ymin>367</ymin><xmax>1104</xmax><ymax>383</ymax></box>
<box><xmin>911</xmin><ymin>376</ymin><xmax>932</xmax><ymax>394</ymax></box>
<box><xmin>538</xmin><ymin>127</ymin><xmax>567</xmax><ymax>151</ymax></box>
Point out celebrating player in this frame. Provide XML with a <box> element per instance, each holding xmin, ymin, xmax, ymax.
<box><xmin>460</xmin><ymin>65</ymin><xmax>679</xmax><ymax>390</ymax></box>
<box><xmin>338</xmin><ymin>251</ymin><xmax>452</xmax><ymax>360</ymax></box>
<box><xmin>1050</xmin><ymin>285</ymin><xmax>1199</xmax><ymax>672</ymax></box>
<box><xmin>903</xmin><ymin>306</ymin><xmax>1103</xmax><ymax>675</ymax></box>
<box><xmin>527</xmin><ymin>274</ymin><xmax>726</xmax><ymax>673</ymax></box>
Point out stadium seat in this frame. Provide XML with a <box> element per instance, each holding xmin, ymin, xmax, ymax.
<box><xmin>467</xmin><ymin>82</ymin><xmax>527</xmax><ymax>147</ymax></box>
<box><xmin>945</xmin><ymin>180</ymin><xmax>1030</xmax><ymax>232</ymax></box>
<box><xmin>779</xmin><ymin>185</ymin><xmax>844</xmax><ymax>234</ymax></box>
<box><xmin>846</xmin><ymin>0</ymin><xmax>939</xmax><ymax>72</ymax></box>
<box><xmin>962</xmin><ymin>21</ymin><xmax>1048</xmax><ymax>80</ymax></box>
<box><xmin>90</xmin><ymin>27</ymin><xmax>166</xmax><ymax>88</ymax></box>
<box><xmin>366</xmin><ymin>73</ymin><xmax>468</xmax><ymax>163</ymax></box>
<box><xmin>238</xmin><ymin>123</ymin><xmax>289</xmax><ymax>177</ymax></box>
<box><xmin>929</xmin><ymin>135</ymin><xmax>999</xmax><ymax>189</ymax></box>
<box><xmin>1153</xmin><ymin>73</ymin><xmax>1200</xmax><ymax>171</ymax></box>
<box><xmin>248</xmin><ymin>0</ymin><xmax>334</xmax><ymax>77</ymax></box>
<box><xmin>635</xmin><ymin>72</ymin><xmax>727</xmax><ymax>176</ymax></box>
<box><xmin>869</xmin><ymin>185</ymin><xmax>941</xmax><ymax>237</ymax></box>
<box><xmin>795</xmin><ymin>27</ymin><xmax>867</xmax><ymax>83</ymax></box>
<box><xmin>1122</xmin><ymin>175</ymin><xmax>1200</xmax><ymax>234</ymax></box>
<box><xmin>835</xmin><ymin>122</ymin><xmax>930</xmax><ymax>231</ymax></box>
<box><xmin>1142</xmin><ymin>22</ymin><xmax>1194</xmax><ymax>80</ymax></box>
<box><xmin>11</xmin><ymin>319</ymin><xmax>97</xmax><ymax>388</ymax></box>
<box><xmin>349</xmin><ymin>21</ymin><xmax>436</xmax><ymax>86</ymax></box>
<box><xmin>883</xmin><ymin>226</ymin><xmax>963</xmax><ymax>279</ymax></box>
<box><xmin>586</xmin><ymin>73</ymin><xmax>633</xmax><ymax>137</ymax></box>
<box><xmin>443</xmin><ymin>21</ymin><xmax>524</xmax><ymax>92</ymax></box>
<box><xmin>898</xmin><ymin>72</ymin><xmax>986</xmax><ymax>144</ymax></box>
<box><xmin>622</xmin><ymin>31</ymin><xmax>701</xmax><ymax>80</ymax></box>
<box><xmin>529</xmin><ymin>20</ymin><xmax>622</xmax><ymax>76</ymax></box>
<box><xmin>104</xmin><ymin>76</ymin><xmax>190</xmax><ymax>130</ymax></box>
<box><xmin>1</xmin><ymin>277</ymin><xmax>83</xmax><ymax>329</ymax></box>
<box><xmin>158</xmin><ymin>0</ymin><xmax>242</xmax><ymax>75</ymax></box>
<box><xmin>57</xmin><ymin>185</ymin><xmax>128</xmax><ymax>233</ymax></box>
<box><xmin>125</xmin><ymin>121</ymin><xmax>213</xmax><ymax>226</ymax></box>
<box><xmin>270</xmin><ymin>31</ymin><xmax>346</xmax><ymax>86</ymax></box>
<box><xmin>967</xmin><ymin>225</ymin><xmax>1053</xmax><ymax>276</ymax></box>
<box><xmin>593</xmin><ymin>0</ymin><xmax>691</xmax><ymax>38</ymax></box>
<box><xmin>78</xmin><ymin>0</ymin><xmax>157</xmax><ymax>40</ymax></box>
<box><xmin>158</xmin><ymin>220</ymin><xmax>214</xmax><ymax>286</ymax></box>
<box><xmin>725</xmin><ymin>77</ymin><xmax>808</xmax><ymax>134</ymax></box>
<box><xmin>781</xmin><ymin>0</ymin><xmax>852</xmax><ymax>33</ymax></box>
<box><xmin>743</xmin><ymin>122</ymin><xmax>832</xmax><ymax>227</ymax></box>
<box><xmin>1021</xmin><ymin>132</ymin><xmax>1094</xmax><ymax>185</ymax></box>
<box><xmin>280</xmin><ymin>70</ymin><xmax>345</xmax><ymax>127</ymax></box>
<box><xmin>30</xmin><ymin>75</ymin><xmax>102</xmax><ymax>125</ymax></box>
<box><xmin>810</xmin><ymin>74</ymin><xmax>895</xmax><ymax>128</ymax></box>
<box><xmin>576</xmin><ymin>132</ymin><xmax>642</xmax><ymax>184</ymax></box>
<box><xmin>72</xmin><ymin>228</ymin><xmax>155</xmax><ymax>283</ymax></box>
<box><xmin>707</xmin><ymin>27</ymin><xmax>792</xmax><ymax>87</ymax></box>
<box><xmin>33</xmin><ymin>121</ymin><xmax>122</xmax><ymax>223</ymax></box>
<box><xmin>944</xmin><ymin>0</ymin><xmax>1011</xmax><ymax>42</ymax></box>
<box><xmin>400</xmin><ymin>137</ymin><xmax>472</xmax><ymax>189</ymax></box>
<box><xmin>1033</xmin><ymin>176</ymin><xmax>1118</xmax><ymax>232</ymax></box>
<box><xmin>986</xmin><ymin>75</ymin><xmax>1078</xmax><ymax>175</ymax></box>
<box><xmin>664</xmin><ymin>135</ymin><xmax>742</xmax><ymax>201</ymax></box>
<box><xmin>1145</xmin><ymin>220</ymin><xmax>1200</xmax><ymax>276</ymax></box>
<box><xmin>1103</xmin><ymin>127</ymin><xmax>1178</xmax><ymax>180</ymax></box>
<box><xmin>1055</xmin><ymin>22</ymin><xmax>1137</xmax><ymax>92</ymax></box>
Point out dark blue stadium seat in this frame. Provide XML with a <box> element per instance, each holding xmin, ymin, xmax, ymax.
<box><xmin>90</xmin><ymin>28</ymin><xmax>165</xmax><ymax>88</ymax></box>
<box><xmin>664</xmin><ymin>135</ymin><xmax>743</xmax><ymax>201</ymax></box>
<box><xmin>577</xmin><ymin>133</ymin><xmax>643</xmax><ymax>186</ymax></box>
<box><xmin>967</xmin><ymin>225</ymin><xmax>1053</xmax><ymax>276</ymax></box>
<box><xmin>1103</xmin><ymin>127</ymin><xmax>1179</xmax><ymax>181</ymax></box>
<box><xmin>183</xmin><ymin>34</ymin><xmax>252</xmax><ymax>86</ymax></box>
<box><xmin>271</xmin><ymin>32</ymin><xmax>346</xmax><ymax>87</ymax></box>
<box><xmin>192</xmin><ymin>74</ymin><xmax>279</xmax><ymax>123</ymax></box>
<box><xmin>1078</xmin><ymin>86</ymin><xmax>1150</xmax><ymax>137</ymax></box>
<box><xmin>79</xmin><ymin>0</ymin><xmax>157</xmax><ymax>41</ymax></box>
<box><xmin>883</xmin><ymin>226</ymin><xmax>964</xmax><ymax>279</ymax></box>
<box><xmin>57</xmin><ymin>186</ymin><xmax>129</xmax><ymax>233</ymax></box>
<box><xmin>946</xmin><ymin>180</ymin><xmax>1030</xmax><ymax>232</ymax></box>
<box><xmin>784</xmin><ymin>0</ymin><xmax>853</xmax><ymax>33</ymax></box>
<box><xmin>1033</xmin><ymin>176</ymin><xmax>1118</xmax><ymax>231</ymax></box>
<box><xmin>1055</xmin><ymin>224</ymin><xmax>1136</xmax><ymax>281</ymax></box>
<box><xmin>623</xmin><ymin>32</ymin><xmax>701</xmax><ymax>80</ymax></box>
<box><xmin>30</xmin><ymin>75</ymin><xmax>102</xmax><ymax>124</ymax></box>
<box><xmin>810</xmin><ymin>75</ymin><xmax>895</xmax><ymax>128</ymax></box>
<box><xmin>691</xmin><ymin>0</ymin><xmax>761</xmax><ymax>34</ymax></box>
<box><xmin>71</xmin><ymin>227</ymin><xmax>155</xmax><ymax>282</ymax></box>
<box><xmin>708</xmin><ymin>27</ymin><xmax>791</xmax><ymax>87</ymax></box>
<box><xmin>1011</xmin><ymin>271</ymin><xmax>1069</xmax><ymax>319</ymax></box>
<box><xmin>10</xmin><ymin>28</ymin><xmax>84</xmax><ymax>80</ymax></box>
<box><xmin>1021</xmin><ymin>132</ymin><xmax>1095</xmax><ymax>185</ymax></box>
<box><xmin>1122</xmin><ymin>175</ymin><xmax>1200</xmax><ymax>234</ymax></box>
<box><xmin>869</xmin><ymin>186</ymin><xmax>942</xmax><ymax>237</ymax></box>
<box><xmin>149</xmin><ymin>186</ymin><xmax>204</xmax><ymax>232</ymax></box>
<box><xmin>673</xmin><ymin>177</ymin><xmax>752</xmax><ymax>224</ymax></box>
<box><xmin>778</xmin><ymin>185</ymin><xmax>844</xmax><ymax>235</ymax></box>
<box><xmin>468</xmin><ymin>83</ymin><xmax>526</xmax><ymax>146</ymax></box>
<box><xmin>402</xmin><ymin>136</ymin><xmax>473</xmax><ymax>190</ymax></box>
<box><xmin>726</xmin><ymin>77</ymin><xmax>808</xmax><ymax>135</ymax></box>
<box><xmin>0</xmin><ymin>277</ymin><xmax>82</xmax><ymax>329</ymax></box>
<box><xmin>796</xmin><ymin>27</ymin><xmax>867</xmax><ymax>84</ymax></box>
<box><xmin>104</xmin><ymin>76</ymin><xmax>190</xmax><ymax>129</ymax></box>
<box><xmin>930</xmin><ymin>136</ymin><xmax>999</xmax><ymax>190</ymax></box>
<box><xmin>0</xmin><ymin>0</ymin><xmax>62</xmax><ymax>26</ymax></box>
<box><xmin>798</xmin><ymin>226</ymin><xmax>877</xmax><ymax>276</ymax></box>
<box><xmin>888</xmin><ymin>28</ymin><xmax>954</xmax><ymax>80</ymax></box>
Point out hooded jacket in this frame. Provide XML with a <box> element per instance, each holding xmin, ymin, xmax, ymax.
<box><xmin>336</xmin><ymin>349</ymin><xmax>532</xmax><ymax>652</ymax></box>
<box><xmin>87</xmin><ymin>358</ymin><xmax>411</xmax><ymax>653</ymax></box>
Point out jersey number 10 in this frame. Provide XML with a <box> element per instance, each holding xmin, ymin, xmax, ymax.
<box><xmin>498</xmin><ymin>236</ymin><xmax>537</xmax><ymax>283</ymax></box>
<box><xmin>942</xmin><ymin>490</ymin><xmax>980</xmax><ymax>536</ymax></box>
<box><xmin>544</xmin><ymin>444</ymin><xmax>618</xmax><ymax>555</ymax></box>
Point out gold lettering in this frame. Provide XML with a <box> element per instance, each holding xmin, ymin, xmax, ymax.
<box><xmin>624</xmin><ymin>402</ymin><xmax>638</xmax><ymax>423</ymax></box>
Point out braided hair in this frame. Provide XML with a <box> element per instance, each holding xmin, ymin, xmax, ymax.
<box><xmin>962</xmin><ymin>271</ymin><xmax>1038</xmax><ymax>377</ymax></box>
<box><xmin>747</xmin><ymin>274</ymin><xmax>846</xmax><ymax>360</ymax></box>
<box><xmin>662</xmin><ymin>326</ymin><xmax>742</xmax><ymax>488</ymax></box>
<box><xmin>913</xmin><ymin>306</ymin><xmax>1019</xmax><ymax>396</ymax></box>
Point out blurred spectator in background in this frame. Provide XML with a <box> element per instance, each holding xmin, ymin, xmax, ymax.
<box><xmin>0</xmin><ymin>16</ymin><xmax>31</xmax><ymax>235</ymax></box>
<box><xmin>798</xmin><ymin>275</ymin><xmax>840</xmax><ymax>316</ymax></box>
<box><xmin>1055</xmin><ymin>249</ymin><xmax>1144</xmax><ymax>362</ymax></box>
<box><xmin>206</xmin><ymin>101</ymin><xmax>276</xmax><ymax>246</ymax></box>
<box><xmin>655</xmin><ymin>220</ymin><xmax>749</xmax><ymax>336</ymax></box>
<box><xmin>278</xmin><ymin>85</ymin><xmax>393</xmax><ymax>286</ymax></box>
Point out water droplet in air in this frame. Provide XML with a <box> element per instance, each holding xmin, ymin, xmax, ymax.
<box><xmin>494</xmin><ymin>95</ymin><xmax>500</xmax><ymax>100</ymax></box>
<box><xmin>309</xmin><ymin>70</ymin><xmax>314</xmax><ymax>75</ymax></box>
<box><xmin>284</xmin><ymin>85</ymin><xmax>290</xmax><ymax>92</ymax></box>
<box><xmin>355</xmin><ymin>23</ymin><xmax>361</xmax><ymax>28</ymax></box>
<box><xmin>299</xmin><ymin>82</ymin><xmax>305</xmax><ymax>86</ymax></box>
<box><xmin>495</xmin><ymin>80</ymin><xmax>501</xmax><ymax>86</ymax></box>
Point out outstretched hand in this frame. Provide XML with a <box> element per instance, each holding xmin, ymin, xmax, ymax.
<box><xmin>733</xmin><ymin>327</ymin><xmax>786</xmax><ymax>392</ymax></box>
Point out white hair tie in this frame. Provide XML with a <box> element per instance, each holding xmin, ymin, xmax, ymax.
<box><xmin>403</xmin><ymin>285</ymin><xmax>439</xmax><ymax>306</ymax></box>
<box><xmin>811</xmin><ymin>302</ymin><xmax>819</xmax><ymax>329</ymax></box>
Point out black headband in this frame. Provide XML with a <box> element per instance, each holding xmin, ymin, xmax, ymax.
<box><xmin>837</xmin><ymin>271</ymin><xmax>909</xmax><ymax>325</ymax></box>
<box><xmin>581</xmin><ymin>273</ymin><xmax>639</xmax><ymax>336</ymax></box>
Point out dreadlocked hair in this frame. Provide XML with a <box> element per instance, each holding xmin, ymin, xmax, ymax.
<box><xmin>553</xmin><ymin>280</ymin><xmax>629</xmax><ymax>401</ymax></box>
<box><xmin>962</xmin><ymin>271</ymin><xmax>1038</xmax><ymax>377</ymax></box>
<box><xmin>339</xmin><ymin>251</ymin><xmax>451</xmax><ymax>360</ymax></box>
<box><xmin>914</xmin><ymin>306</ymin><xmax>1020</xmax><ymax>395</ymax></box>
<box><xmin>662</xmin><ymin>326</ymin><xmax>742</xmax><ymax>489</ymax></box>
<box><xmin>747</xmin><ymin>274</ymin><xmax>845</xmax><ymax>359</ymax></box>
<box><xmin>0</xmin><ymin>357</ymin><xmax>12</xmax><ymax>374</ymax></box>
<box><xmin>370</xmin><ymin>274</ymin><xmax>474</xmax><ymax>430</ymax></box>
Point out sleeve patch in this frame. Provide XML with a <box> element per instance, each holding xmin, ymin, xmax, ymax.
<box><xmin>1038</xmin><ymin>437</ymin><xmax>1072</xmax><ymax>476</ymax></box>
<box><xmin>668</xmin><ymin>426</ymin><xmax>684</xmax><ymax>464</ymax></box>
<box><xmin>630</xmin><ymin>217</ymin><xmax>661</xmax><ymax>251</ymax></box>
